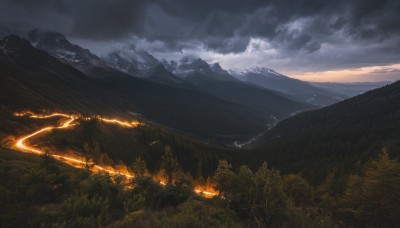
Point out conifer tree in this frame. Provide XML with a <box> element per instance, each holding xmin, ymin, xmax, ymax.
<box><xmin>355</xmin><ymin>149</ymin><xmax>400</xmax><ymax>226</ymax></box>
<box><xmin>130</xmin><ymin>157</ymin><xmax>147</xmax><ymax>178</ymax></box>
<box><xmin>214</xmin><ymin>160</ymin><xmax>235</xmax><ymax>198</ymax></box>
<box><xmin>160</xmin><ymin>146</ymin><xmax>180</xmax><ymax>184</ymax></box>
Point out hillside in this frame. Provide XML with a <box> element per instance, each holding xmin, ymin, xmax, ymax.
<box><xmin>187</xmin><ymin>72</ymin><xmax>312</xmax><ymax>119</ymax></box>
<box><xmin>11</xmin><ymin>112</ymin><xmax>239</xmax><ymax>177</ymax></box>
<box><xmin>229</xmin><ymin>67</ymin><xmax>346</xmax><ymax>106</ymax></box>
<box><xmin>0</xmin><ymin>35</ymin><xmax>275</xmax><ymax>142</ymax></box>
<box><xmin>0</xmin><ymin>146</ymin><xmax>243</xmax><ymax>227</ymax></box>
<box><xmin>251</xmin><ymin>80</ymin><xmax>400</xmax><ymax>182</ymax></box>
<box><xmin>165</xmin><ymin>58</ymin><xmax>315</xmax><ymax>119</ymax></box>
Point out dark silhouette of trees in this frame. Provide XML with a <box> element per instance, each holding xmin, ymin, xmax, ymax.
<box><xmin>130</xmin><ymin>157</ymin><xmax>147</xmax><ymax>178</ymax></box>
<box><xmin>160</xmin><ymin>146</ymin><xmax>180</xmax><ymax>185</ymax></box>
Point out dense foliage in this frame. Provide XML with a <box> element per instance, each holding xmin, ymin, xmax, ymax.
<box><xmin>2</xmin><ymin>146</ymin><xmax>399</xmax><ymax>227</ymax></box>
<box><xmin>0</xmin><ymin>147</ymin><xmax>238</xmax><ymax>227</ymax></box>
<box><xmin>252</xmin><ymin>80</ymin><xmax>400</xmax><ymax>182</ymax></box>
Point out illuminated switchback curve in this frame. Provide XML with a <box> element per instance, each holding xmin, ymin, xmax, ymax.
<box><xmin>11</xmin><ymin>111</ymin><xmax>218</xmax><ymax>197</ymax></box>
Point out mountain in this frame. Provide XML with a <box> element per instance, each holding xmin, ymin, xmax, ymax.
<box><xmin>162</xmin><ymin>57</ymin><xmax>236</xmax><ymax>82</ymax></box>
<box><xmin>311</xmin><ymin>81</ymin><xmax>390</xmax><ymax>97</ymax></box>
<box><xmin>229</xmin><ymin>67</ymin><xmax>347</xmax><ymax>106</ymax></box>
<box><xmin>210</xmin><ymin>63</ymin><xmax>230</xmax><ymax>75</ymax></box>
<box><xmin>15</xmin><ymin>31</ymin><xmax>314</xmax><ymax>140</ymax></box>
<box><xmin>102</xmin><ymin>49</ymin><xmax>160</xmax><ymax>76</ymax></box>
<box><xmin>249</xmin><ymin>80</ymin><xmax>400</xmax><ymax>182</ymax></box>
<box><xmin>101</xmin><ymin>47</ymin><xmax>191</xmax><ymax>87</ymax></box>
<box><xmin>27</xmin><ymin>29</ymin><xmax>187</xmax><ymax>87</ymax></box>
<box><xmin>102</xmin><ymin>51</ymin><xmax>141</xmax><ymax>75</ymax></box>
<box><xmin>27</xmin><ymin>29</ymin><xmax>106</xmax><ymax>73</ymax></box>
<box><xmin>163</xmin><ymin>57</ymin><xmax>315</xmax><ymax>120</ymax></box>
<box><xmin>160</xmin><ymin>59</ymin><xmax>177</xmax><ymax>72</ymax></box>
<box><xmin>145</xmin><ymin>64</ymin><xmax>190</xmax><ymax>87</ymax></box>
<box><xmin>0</xmin><ymin>35</ymin><xmax>276</xmax><ymax>142</ymax></box>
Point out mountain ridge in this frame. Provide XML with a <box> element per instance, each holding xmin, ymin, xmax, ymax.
<box><xmin>249</xmin><ymin>79</ymin><xmax>400</xmax><ymax>182</ymax></box>
<box><xmin>0</xmin><ymin>34</ymin><xmax>279</xmax><ymax>142</ymax></box>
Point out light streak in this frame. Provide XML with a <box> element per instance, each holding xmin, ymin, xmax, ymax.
<box><xmin>99</xmin><ymin>117</ymin><xmax>141</xmax><ymax>128</ymax></box>
<box><xmin>11</xmin><ymin>111</ymin><xmax>218</xmax><ymax>197</ymax></box>
<box><xmin>194</xmin><ymin>188</ymin><xmax>218</xmax><ymax>197</ymax></box>
<box><xmin>15</xmin><ymin>113</ymin><xmax>77</xmax><ymax>155</ymax></box>
<box><xmin>13</xmin><ymin>111</ymin><xmax>140</xmax><ymax>175</ymax></box>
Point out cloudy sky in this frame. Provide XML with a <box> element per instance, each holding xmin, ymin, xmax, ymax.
<box><xmin>1</xmin><ymin>0</ymin><xmax>399</xmax><ymax>82</ymax></box>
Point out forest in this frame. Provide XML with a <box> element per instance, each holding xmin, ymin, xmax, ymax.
<box><xmin>1</xmin><ymin>145</ymin><xmax>399</xmax><ymax>227</ymax></box>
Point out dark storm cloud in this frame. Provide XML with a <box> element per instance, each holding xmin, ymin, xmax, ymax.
<box><xmin>1</xmin><ymin>0</ymin><xmax>399</xmax><ymax>71</ymax></box>
<box><xmin>205</xmin><ymin>36</ymin><xmax>251</xmax><ymax>54</ymax></box>
<box><xmin>70</xmin><ymin>0</ymin><xmax>148</xmax><ymax>39</ymax></box>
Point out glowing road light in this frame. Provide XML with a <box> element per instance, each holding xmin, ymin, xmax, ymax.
<box><xmin>99</xmin><ymin>117</ymin><xmax>141</xmax><ymax>128</ymax></box>
<box><xmin>14</xmin><ymin>113</ymin><xmax>77</xmax><ymax>155</ymax></box>
<box><xmin>13</xmin><ymin>112</ymin><xmax>140</xmax><ymax>179</ymax></box>
<box><xmin>194</xmin><ymin>188</ymin><xmax>218</xmax><ymax>197</ymax></box>
<box><xmin>12</xmin><ymin>111</ymin><xmax>218</xmax><ymax>197</ymax></box>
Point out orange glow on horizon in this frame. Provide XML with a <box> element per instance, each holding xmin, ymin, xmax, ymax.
<box><xmin>289</xmin><ymin>63</ymin><xmax>400</xmax><ymax>82</ymax></box>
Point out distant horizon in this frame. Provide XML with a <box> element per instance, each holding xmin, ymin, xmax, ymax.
<box><xmin>4</xmin><ymin>30</ymin><xmax>396</xmax><ymax>84</ymax></box>
<box><xmin>2</xmin><ymin>0</ymin><xmax>399</xmax><ymax>83</ymax></box>
<box><xmin>287</xmin><ymin>63</ymin><xmax>400</xmax><ymax>83</ymax></box>
<box><xmin>70</xmin><ymin>37</ymin><xmax>400</xmax><ymax>83</ymax></box>
<box><xmin>68</xmin><ymin>37</ymin><xmax>399</xmax><ymax>83</ymax></box>
<box><xmin>60</xmin><ymin>35</ymin><xmax>395</xmax><ymax>83</ymax></box>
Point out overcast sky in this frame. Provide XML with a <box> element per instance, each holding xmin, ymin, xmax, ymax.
<box><xmin>1</xmin><ymin>0</ymin><xmax>399</xmax><ymax>82</ymax></box>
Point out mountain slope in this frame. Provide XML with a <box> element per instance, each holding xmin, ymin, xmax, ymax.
<box><xmin>250</xmin><ymin>80</ymin><xmax>400</xmax><ymax>182</ymax></box>
<box><xmin>0</xmin><ymin>35</ymin><xmax>273</xmax><ymax>142</ymax></box>
<box><xmin>102</xmin><ymin>50</ymin><xmax>159</xmax><ymax>76</ymax></box>
<box><xmin>27</xmin><ymin>30</ymin><xmax>313</xmax><ymax>123</ymax></box>
<box><xmin>28</xmin><ymin>29</ymin><xmax>107</xmax><ymax>73</ymax></box>
<box><xmin>145</xmin><ymin>64</ymin><xmax>191</xmax><ymax>87</ymax></box>
<box><xmin>164</xmin><ymin>58</ymin><xmax>315</xmax><ymax>120</ymax></box>
<box><xmin>29</xmin><ymin>30</ymin><xmax>194</xmax><ymax>88</ymax></box>
<box><xmin>229</xmin><ymin>67</ymin><xmax>346</xmax><ymax>106</ymax></box>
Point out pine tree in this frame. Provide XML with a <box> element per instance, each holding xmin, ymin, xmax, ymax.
<box><xmin>214</xmin><ymin>160</ymin><xmax>235</xmax><ymax>198</ymax></box>
<box><xmin>130</xmin><ymin>157</ymin><xmax>147</xmax><ymax>178</ymax></box>
<box><xmin>160</xmin><ymin>146</ymin><xmax>180</xmax><ymax>184</ymax></box>
<box><xmin>355</xmin><ymin>149</ymin><xmax>400</xmax><ymax>226</ymax></box>
<box><xmin>283</xmin><ymin>174</ymin><xmax>314</xmax><ymax>206</ymax></box>
<box><xmin>253</xmin><ymin>162</ymin><xmax>288</xmax><ymax>226</ymax></box>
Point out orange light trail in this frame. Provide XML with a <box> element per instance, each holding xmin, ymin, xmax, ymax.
<box><xmin>194</xmin><ymin>188</ymin><xmax>218</xmax><ymax>197</ymax></box>
<box><xmin>11</xmin><ymin>111</ymin><xmax>218</xmax><ymax>197</ymax></box>
<box><xmin>15</xmin><ymin>113</ymin><xmax>77</xmax><ymax>155</ymax></box>
<box><xmin>99</xmin><ymin>117</ymin><xmax>141</xmax><ymax>128</ymax></box>
<box><xmin>13</xmin><ymin>112</ymin><xmax>137</xmax><ymax>177</ymax></box>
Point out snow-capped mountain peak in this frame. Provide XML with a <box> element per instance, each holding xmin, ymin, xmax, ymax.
<box><xmin>161</xmin><ymin>57</ymin><xmax>212</xmax><ymax>75</ymax></box>
<box><xmin>228</xmin><ymin>67</ymin><xmax>282</xmax><ymax>78</ymax></box>
<box><xmin>27</xmin><ymin>29</ymin><xmax>106</xmax><ymax>70</ymax></box>
<box><xmin>102</xmin><ymin>49</ymin><xmax>160</xmax><ymax>76</ymax></box>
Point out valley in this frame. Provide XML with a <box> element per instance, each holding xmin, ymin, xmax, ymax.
<box><xmin>0</xmin><ymin>7</ymin><xmax>399</xmax><ymax>225</ymax></box>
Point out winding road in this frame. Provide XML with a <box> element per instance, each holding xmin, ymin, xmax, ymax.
<box><xmin>11</xmin><ymin>111</ymin><xmax>217</xmax><ymax>197</ymax></box>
